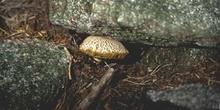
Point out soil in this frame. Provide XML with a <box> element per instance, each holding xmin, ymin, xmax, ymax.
<box><xmin>0</xmin><ymin>0</ymin><xmax>220</xmax><ymax>110</ymax></box>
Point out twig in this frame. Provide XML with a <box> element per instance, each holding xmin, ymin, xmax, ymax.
<box><xmin>64</xmin><ymin>47</ymin><xmax>73</xmax><ymax>80</ymax></box>
<box><xmin>208</xmin><ymin>79</ymin><xmax>220</xmax><ymax>84</ymax></box>
<box><xmin>77</xmin><ymin>68</ymin><xmax>115</xmax><ymax>110</ymax></box>
<box><xmin>150</xmin><ymin>63</ymin><xmax>172</xmax><ymax>75</ymax></box>
<box><xmin>123</xmin><ymin>79</ymin><xmax>150</xmax><ymax>86</ymax></box>
<box><xmin>126</xmin><ymin>63</ymin><xmax>172</xmax><ymax>80</ymax></box>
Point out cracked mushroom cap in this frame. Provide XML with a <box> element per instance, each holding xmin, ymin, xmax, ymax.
<box><xmin>79</xmin><ymin>36</ymin><xmax>129</xmax><ymax>60</ymax></box>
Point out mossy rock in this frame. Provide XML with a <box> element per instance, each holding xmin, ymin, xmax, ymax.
<box><xmin>0</xmin><ymin>39</ymin><xmax>68</xmax><ymax>110</ymax></box>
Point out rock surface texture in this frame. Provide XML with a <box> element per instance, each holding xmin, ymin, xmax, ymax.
<box><xmin>0</xmin><ymin>39</ymin><xmax>68</xmax><ymax>110</ymax></box>
<box><xmin>49</xmin><ymin>0</ymin><xmax>220</xmax><ymax>47</ymax></box>
<box><xmin>146</xmin><ymin>84</ymin><xmax>220</xmax><ymax>110</ymax></box>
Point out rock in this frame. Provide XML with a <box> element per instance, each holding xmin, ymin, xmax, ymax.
<box><xmin>0</xmin><ymin>39</ymin><xmax>68</xmax><ymax>110</ymax></box>
<box><xmin>145</xmin><ymin>84</ymin><xmax>220</xmax><ymax>110</ymax></box>
<box><xmin>49</xmin><ymin>0</ymin><xmax>220</xmax><ymax>47</ymax></box>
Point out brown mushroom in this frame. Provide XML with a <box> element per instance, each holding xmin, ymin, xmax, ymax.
<box><xmin>79</xmin><ymin>36</ymin><xmax>129</xmax><ymax>60</ymax></box>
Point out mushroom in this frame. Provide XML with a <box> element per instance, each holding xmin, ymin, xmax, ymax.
<box><xmin>79</xmin><ymin>36</ymin><xmax>129</xmax><ymax>61</ymax></box>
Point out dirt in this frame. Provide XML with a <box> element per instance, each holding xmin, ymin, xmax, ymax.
<box><xmin>0</xmin><ymin>0</ymin><xmax>220</xmax><ymax>110</ymax></box>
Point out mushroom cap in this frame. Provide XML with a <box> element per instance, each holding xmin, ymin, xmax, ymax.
<box><xmin>79</xmin><ymin>36</ymin><xmax>129</xmax><ymax>59</ymax></box>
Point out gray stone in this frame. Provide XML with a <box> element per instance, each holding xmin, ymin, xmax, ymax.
<box><xmin>146</xmin><ymin>84</ymin><xmax>220</xmax><ymax>110</ymax></box>
<box><xmin>49</xmin><ymin>0</ymin><xmax>220</xmax><ymax>47</ymax></box>
<box><xmin>0</xmin><ymin>39</ymin><xmax>68</xmax><ymax>110</ymax></box>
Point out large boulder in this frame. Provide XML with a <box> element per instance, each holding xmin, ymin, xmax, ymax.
<box><xmin>0</xmin><ymin>39</ymin><xmax>68</xmax><ymax>110</ymax></box>
<box><xmin>49</xmin><ymin>0</ymin><xmax>220</xmax><ymax>47</ymax></box>
<box><xmin>145</xmin><ymin>84</ymin><xmax>220</xmax><ymax>110</ymax></box>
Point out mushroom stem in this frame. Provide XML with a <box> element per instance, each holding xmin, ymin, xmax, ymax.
<box><xmin>93</xmin><ymin>57</ymin><xmax>102</xmax><ymax>63</ymax></box>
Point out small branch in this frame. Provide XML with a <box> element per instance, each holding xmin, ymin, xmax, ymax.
<box><xmin>77</xmin><ymin>68</ymin><xmax>115</xmax><ymax>110</ymax></box>
<box><xmin>64</xmin><ymin>47</ymin><xmax>73</xmax><ymax>80</ymax></box>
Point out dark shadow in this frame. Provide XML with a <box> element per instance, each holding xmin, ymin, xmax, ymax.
<box><xmin>151</xmin><ymin>43</ymin><xmax>220</xmax><ymax>49</ymax></box>
<box><xmin>105</xmin><ymin>42</ymin><xmax>149</xmax><ymax>65</ymax></box>
<box><xmin>142</xmin><ymin>99</ymin><xmax>190</xmax><ymax>110</ymax></box>
<box><xmin>110</xmin><ymin>71</ymin><xmax>127</xmax><ymax>86</ymax></box>
<box><xmin>68</xmin><ymin>30</ymin><xmax>90</xmax><ymax>45</ymax></box>
<box><xmin>0</xmin><ymin>16</ymin><xmax>10</xmax><ymax>33</ymax></box>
